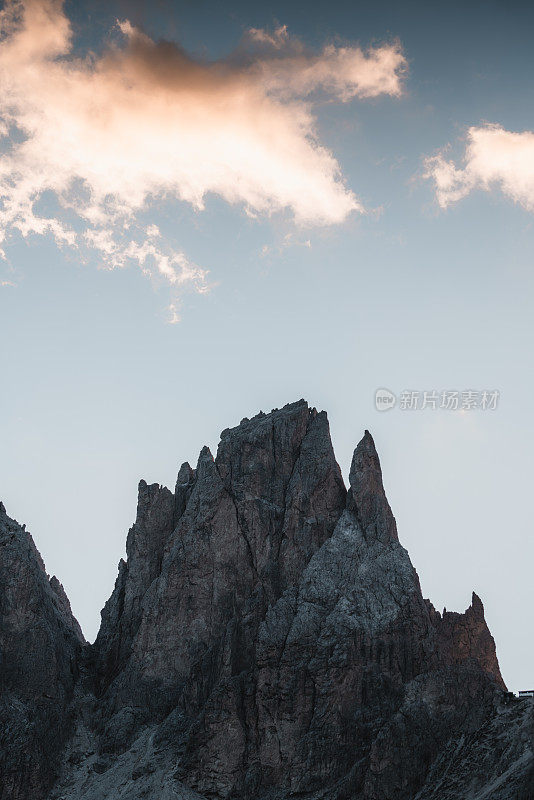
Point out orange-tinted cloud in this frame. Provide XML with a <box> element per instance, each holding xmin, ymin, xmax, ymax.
<box><xmin>0</xmin><ymin>0</ymin><xmax>407</xmax><ymax>305</ymax></box>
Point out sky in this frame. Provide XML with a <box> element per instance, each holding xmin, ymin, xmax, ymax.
<box><xmin>0</xmin><ymin>0</ymin><xmax>533</xmax><ymax>692</ymax></box>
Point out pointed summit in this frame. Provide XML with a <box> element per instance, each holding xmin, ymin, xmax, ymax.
<box><xmin>437</xmin><ymin>591</ymin><xmax>505</xmax><ymax>689</ymax></box>
<box><xmin>347</xmin><ymin>429</ymin><xmax>398</xmax><ymax>542</ymax></box>
<box><xmin>174</xmin><ymin>461</ymin><xmax>196</xmax><ymax>524</ymax></box>
<box><xmin>176</xmin><ymin>461</ymin><xmax>195</xmax><ymax>487</ymax></box>
<box><xmin>197</xmin><ymin>444</ymin><xmax>214</xmax><ymax>467</ymax></box>
<box><xmin>470</xmin><ymin>590</ymin><xmax>485</xmax><ymax>620</ymax></box>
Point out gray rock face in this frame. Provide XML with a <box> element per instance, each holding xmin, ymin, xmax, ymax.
<box><xmin>0</xmin><ymin>401</ymin><xmax>531</xmax><ymax>800</ymax></box>
<box><xmin>93</xmin><ymin>401</ymin><xmax>346</xmax><ymax>728</ymax></box>
<box><xmin>413</xmin><ymin>692</ymin><xmax>534</xmax><ymax>800</ymax></box>
<box><xmin>94</xmin><ymin>479</ymin><xmax>176</xmax><ymax>691</ymax></box>
<box><xmin>0</xmin><ymin>502</ymin><xmax>84</xmax><ymax>800</ymax></box>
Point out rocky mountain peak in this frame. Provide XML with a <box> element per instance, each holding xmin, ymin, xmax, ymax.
<box><xmin>174</xmin><ymin>461</ymin><xmax>197</xmax><ymax>524</ymax></box>
<box><xmin>176</xmin><ymin>461</ymin><xmax>196</xmax><ymax>486</ymax></box>
<box><xmin>347</xmin><ymin>427</ymin><xmax>398</xmax><ymax>542</ymax></box>
<box><xmin>1</xmin><ymin>401</ymin><xmax>529</xmax><ymax>800</ymax></box>
<box><xmin>437</xmin><ymin>590</ymin><xmax>505</xmax><ymax>689</ymax></box>
<box><xmin>470</xmin><ymin>590</ymin><xmax>485</xmax><ymax>619</ymax></box>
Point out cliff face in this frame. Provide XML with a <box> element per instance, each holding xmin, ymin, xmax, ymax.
<box><xmin>0</xmin><ymin>502</ymin><xmax>84</xmax><ymax>800</ymax></box>
<box><xmin>0</xmin><ymin>401</ymin><xmax>530</xmax><ymax>800</ymax></box>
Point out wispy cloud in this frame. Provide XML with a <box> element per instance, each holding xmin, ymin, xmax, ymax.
<box><xmin>0</xmin><ymin>0</ymin><xmax>406</xmax><ymax>310</ymax></box>
<box><xmin>243</xmin><ymin>26</ymin><xmax>406</xmax><ymax>101</ymax></box>
<box><xmin>425</xmin><ymin>124</ymin><xmax>534</xmax><ymax>212</ymax></box>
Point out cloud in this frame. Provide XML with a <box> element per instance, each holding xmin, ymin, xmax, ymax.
<box><xmin>247</xmin><ymin>25</ymin><xmax>289</xmax><ymax>49</ymax></box>
<box><xmin>0</xmin><ymin>0</ymin><xmax>407</xmax><ymax>307</ymax></box>
<box><xmin>425</xmin><ymin>124</ymin><xmax>534</xmax><ymax>212</ymax></box>
<box><xmin>242</xmin><ymin>27</ymin><xmax>406</xmax><ymax>101</ymax></box>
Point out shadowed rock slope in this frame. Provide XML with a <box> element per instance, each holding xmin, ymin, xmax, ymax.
<box><xmin>0</xmin><ymin>400</ymin><xmax>531</xmax><ymax>800</ymax></box>
<box><xmin>0</xmin><ymin>502</ymin><xmax>84</xmax><ymax>800</ymax></box>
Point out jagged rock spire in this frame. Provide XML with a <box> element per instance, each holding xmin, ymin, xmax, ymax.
<box><xmin>174</xmin><ymin>461</ymin><xmax>196</xmax><ymax>524</ymax></box>
<box><xmin>437</xmin><ymin>590</ymin><xmax>505</xmax><ymax>689</ymax></box>
<box><xmin>347</xmin><ymin>429</ymin><xmax>398</xmax><ymax>542</ymax></box>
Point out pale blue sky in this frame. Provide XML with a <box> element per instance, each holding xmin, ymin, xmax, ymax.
<box><xmin>1</xmin><ymin>0</ymin><xmax>533</xmax><ymax>692</ymax></box>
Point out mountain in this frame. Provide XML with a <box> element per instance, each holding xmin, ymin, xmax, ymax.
<box><xmin>0</xmin><ymin>400</ymin><xmax>532</xmax><ymax>800</ymax></box>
